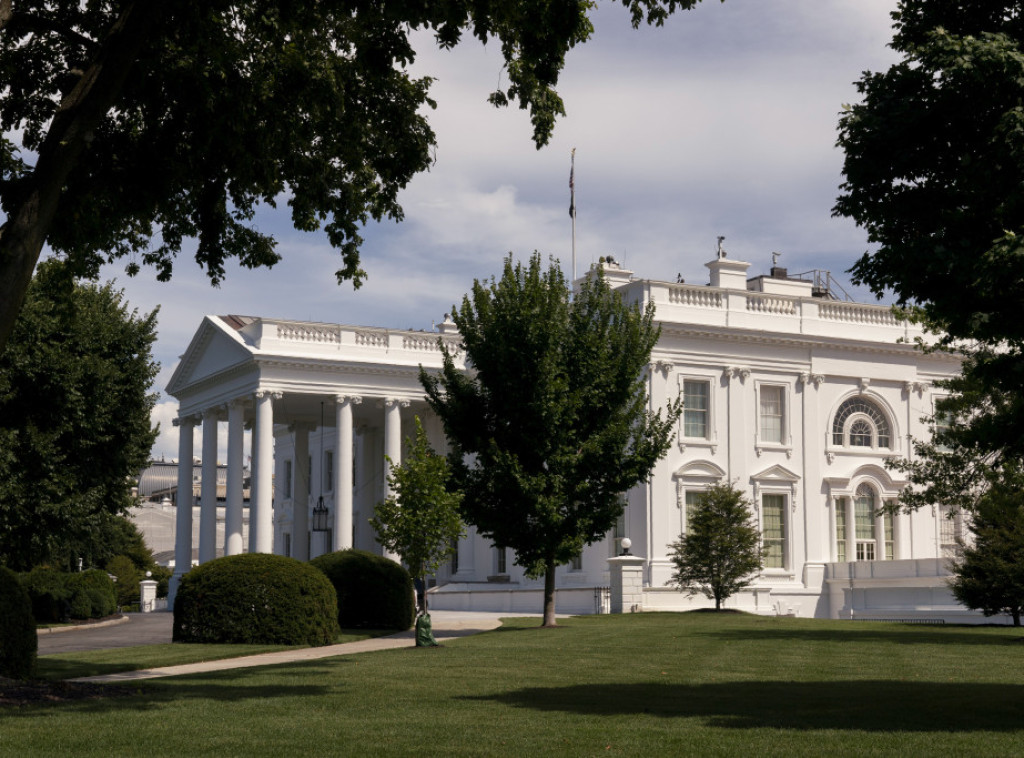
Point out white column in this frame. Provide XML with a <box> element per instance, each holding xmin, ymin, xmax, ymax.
<box><xmin>845</xmin><ymin>497</ymin><xmax>857</xmax><ymax>562</ymax></box>
<box><xmin>292</xmin><ymin>423</ymin><xmax>311</xmax><ymax>561</ymax></box>
<box><xmin>335</xmin><ymin>395</ymin><xmax>360</xmax><ymax>551</ymax></box>
<box><xmin>224</xmin><ymin>399</ymin><xmax>246</xmax><ymax>556</ymax></box>
<box><xmin>251</xmin><ymin>390</ymin><xmax>277</xmax><ymax>554</ymax></box>
<box><xmin>875</xmin><ymin>510</ymin><xmax>887</xmax><ymax>561</ymax></box>
<box><xmin>199</xmin><ymin>408</ymin><xmax>220</xmax><ymax>564</ymax></box>
<box><xmin>169</xmin><ymin>414</ymin><xmax>196</xmax><ymax>608</ymax></box>
<box><xmin>382</xmin><ymin>398</ymin><xmax>407</xmax><ymax>561</ymax></box>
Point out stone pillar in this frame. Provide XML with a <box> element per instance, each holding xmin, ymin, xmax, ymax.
<box><xmin>608</xmin><ymin>555</ymin><xmax>646</xmax><ymax>613</ymax></box>
<box><xmin>845</xmin><ymin>497</ymin><xmax>857</xmax><ymax>562</ymax></box>
<box><xmin>335</xmin><ymin>395</ymin><xmax>360</xmax><ymax>551</ymax></box>
<box><xmin>251</xmin><ymin>390</ymin><xmax>277</xmax><ymax>554</ymax></box>
<box><xmin>875</xmin><ymin>510</ymin><xmax>887</xmax><ymax>561</ymax></box>
<box><xmin>224</xmin><ymin>399</ymin><xmax>246</xmax><ymax>556</ymax></box>
<box><xmin>382</xmin><ymin>398</ymin><xmax>407</xmax><ymax>561</ymax></box>
<box><xmin>383</xmin><ymin>398</ymin><xmax>405</xmax><ymax>497</ymax></box>
<box><xmin>292</xmin><ymin>423</ymin><xmax>311</xmax><ymax>561</ymax></box>
<box><xmin>199</xmin><ymin>408</ymin><xmax>220</xmax><ymax>564</ymax></box>
<box><xmin>140</xmin><ymin>579</ymin><xmax>158</xmax><ymax>613</ymax></box>
<box><xmin>169</xmin><ymin>415</ymin><xmax>196</xmax><ymax>608</ymax></box>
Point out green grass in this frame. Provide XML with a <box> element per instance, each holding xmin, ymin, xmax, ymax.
<box><xmin>34</xmin><ymin>630</ymin><xmax>393</xmax><ymax>681</ymax></box>
<box><xmin>4</xmin><ymin>614</ymin><xmax>1024</xmax><ymax>757</ymax></box>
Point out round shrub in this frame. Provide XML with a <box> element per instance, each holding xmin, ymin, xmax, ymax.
<box><xmin>20</xmin><ymin>567</ymin><xmax>70</xmax><ymax>623</ymax></box>
<box><xmin>0</xmin><ymin>566</ymin><xmax>37</xmax><ymax>679</ymax></box>
<box><xmin>67</xmin><ymin>569</ymin><xmax>117</xmax><ymax>619</ymax></box>
<box><xmin>173</xmin><ymin>553</ymin><xmax>339</xmax><ymax>645</ymax></box>
<box><xmin>311</xmin><ymin>550</ymin><xmax>414</xmax><ymax>631</ymax></box>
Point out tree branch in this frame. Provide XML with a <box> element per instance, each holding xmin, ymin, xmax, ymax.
<box><xmin>0</xmin><ymin>2</ymin><xmax>166</xmax><ymax>354</ymax></box>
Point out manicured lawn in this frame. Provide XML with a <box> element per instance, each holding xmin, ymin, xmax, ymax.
<box><xmin>34</xmin><ymin>630</ymin><xmax>394</xmax><ymax>681</ymax></box>
<box><xmin>4</xmin><ymin>613</ymin><xmax>1023</xmax><ymax>756</ymax></box>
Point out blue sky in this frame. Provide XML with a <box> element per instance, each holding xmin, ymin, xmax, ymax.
<box><xmin>78</xmin><ymin>0</ymin><xmax>900</xmax><ymax>460</ymax></box>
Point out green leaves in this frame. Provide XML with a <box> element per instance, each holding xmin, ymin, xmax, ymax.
<box><xmin>422</xmin><ymin>253</ymin><xmax>679</xmax><ymax>601</ymax></box>
<box><xmin>369</xmin><ymin>417</ymin><xmax>463</xmax><ymax>589</ymax></box>
<box><xmin>667</xmin><ymin>483</ymin><xmax>762</xmax><ymax>609</ymax></box>
<box><xmin>0</xmin><ymin>261</ymin><xmax>158</xmax><ymax>570</ymax></box>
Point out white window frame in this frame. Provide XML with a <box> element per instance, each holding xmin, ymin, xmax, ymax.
<box><xmin>827</xmin><ymin>394</ymin><xmax>898</xmax><ymax>461</ymax></box>
<box><xmin>677</xmin><ymin>374</ymin><xmax>717</xmax><ymax>453</ymax></box>
<box><xmin>755</xmin><ymin>381</ymin><xmax>792</xmax><ymax>458</ymax></box>
<box><xmin>759</xmin><ymin>491</ymin><xmax>788</xmax><ymax>571</ymax></box>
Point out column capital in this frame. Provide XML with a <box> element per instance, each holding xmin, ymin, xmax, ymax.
<box><xmin>336</xmin><ymin>394</ymin><xmax>363</xmax><ymax>406</ymax></box>
<box><xmin>254</xmin><ymin>389</ymin><xmax>283</xmax><ymax>401</ymax></box>
<box><xmin>382</xmin><ymin>397</ymin><xmax>410</xmax><ymax>409</ymax></box>
<box><xmin>229</xmin><ymin>397</ymin><xmax>251</xmax><ymax>410</ymax></box>
<box><xmin>173</xmin><ymin>413</ymin><xmax>200</xmax><ymax>427</ymax></box>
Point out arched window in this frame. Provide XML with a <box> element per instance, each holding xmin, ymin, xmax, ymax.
<box><xmin>832</xmin><ymin>397</ymin><xmax>891</xmax><ymax>449</ymax></box>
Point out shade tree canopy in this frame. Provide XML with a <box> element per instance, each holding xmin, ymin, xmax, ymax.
<box><xmin>0</xmin><ymin>260</ymin><xmax>158</xmax><ymax>570</ymax></box>
<box><xmin>422</xmin><ymin>253</ymin><xmax>680</xmax><ymax>626</ymax></box>
<box><xmin>0</xmin><ymin>0</ymin><xmax>713</xmax><ymax>353</ymax></box>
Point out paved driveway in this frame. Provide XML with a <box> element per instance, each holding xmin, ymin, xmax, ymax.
<box><xmin>37</xmin><ymin>612</ymin><xmax>173</xmax><ymax>655</ymax></box>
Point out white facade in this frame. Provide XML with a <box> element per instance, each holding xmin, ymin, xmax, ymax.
<box><xmin>167</xmin><ymin>256</ymin><xmax>1000</xmax><ymax>622</ymax></box>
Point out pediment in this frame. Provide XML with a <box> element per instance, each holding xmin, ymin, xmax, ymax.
<box><xmin>166</xmin><ymin>317</ymin><xmax>254</xmax><ymax>396</ymax></box>
<box><xmin>673</xmin><ymin>460</ymin><xmax>726</xmax><ymax>480</ymax></box>
<box><xmin>750</xmin><ymin>464</ymin><xmax>800</xmax><ymax>484</ymax></box>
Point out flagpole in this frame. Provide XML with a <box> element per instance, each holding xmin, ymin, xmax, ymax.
<box><xmin>569</xmin><ymin>148</ymin><xmax>577</xmax><ymax>282</ymax></box>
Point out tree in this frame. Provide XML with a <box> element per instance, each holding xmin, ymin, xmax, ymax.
<box><xmin>422</xmin><ymin>253</ymin><xmax>680</xmax><ymax>626</ymax></box>
<box><xmin>0</xmin><ymin>1</ymin><xmax>711</xmax><ymax>354</ymax></box>
<box><xmin>369</xmin><ymin>416</ymin><xmax>464</xmax><ymax>613</ymax></box>
<box><xmin>836</xmin><ymin>3</ymin><xmax>1024</xmax><ymax>345</ymax></box>
<box><xmin>0</xmin><ymin>260</ymin><xmax>158</xmax><ymax>570</ymax></box>
<box><xmin>835</xmin><ymin>3</ymin><xmax>1024</xmax><ymax>464</ymax></box>
<box><xmin>667</xmin><ymin>483</ymin><xmax>762</xmax><ymax>610</ymax></box>
<box><xmin>948</xmin><ymin>466</ymin><xmax>1024</xmax><ymax>626</ymax></box>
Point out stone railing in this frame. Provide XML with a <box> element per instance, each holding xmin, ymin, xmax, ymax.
<box><xmin>354</xmin><ymin>329</ymin><xmax>390</xmax><ymax>348</ymax></box>
<box><xmin>275</xmin><ymin>322</ymin><xmax>341</xmax><ymax>344</ymax></box>
<box><xmin>746</xmin><ymin>292</ymin><xmax>798</xmax><ymax>316</ymax></box>
<box><xmin>819</xmin><ymin>301</ymin><xmax>899</xmax><ymax>326</ymax></box>
<box><xmin>668</xmin><ymin>284</ymin><xmax>723</xmax><ymax>309</ymax></box>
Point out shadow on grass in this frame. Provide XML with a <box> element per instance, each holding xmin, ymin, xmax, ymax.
<box><xmin>1</xmin><ymin>662</ymin><xmax>346</xmax><ymax>718</ymax></box>
<box><xmin>695</xmin><ymin>626</ymin><xmax>1023</xmax><ymax>647</ymax></box>
<box><xmin>460</xmin><ymin>681</ymin><xmax>1024</xmax><ymax>732</ymax></box>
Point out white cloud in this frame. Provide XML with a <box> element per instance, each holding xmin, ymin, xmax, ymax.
<box><xmin>84</xmin><ymin>0</ymin><xmax>901</xmax><ymax>459</ymax></box>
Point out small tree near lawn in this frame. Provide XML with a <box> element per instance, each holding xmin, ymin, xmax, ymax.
<box><xmin>370</xmin><ymin>417</ymin><xmax>464</xmax><ymax>614</ymax></box>
<box><xmin>668</xmin><ymin>483</ymin><xmax>762</xmax><ymax>610</ymax></box>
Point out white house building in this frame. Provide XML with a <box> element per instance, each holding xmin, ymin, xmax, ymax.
<box><xmin>166</xmin><ymin>254</ymin><xmax>993</xmax><ymax>622</ymax></box>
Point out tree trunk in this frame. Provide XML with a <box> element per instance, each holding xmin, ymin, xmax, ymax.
<box><xmin>0</xmin><ymin>2</ymin><xmax>164</xmax><ymax>354</ymax></box>
<box><xmin>542</xmin><ymin>557</ymin><xmax>557</xmax><ymax>627</ymax></box>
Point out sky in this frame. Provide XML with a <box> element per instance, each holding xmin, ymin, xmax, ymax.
<box><xmin>80</xmin><ymin>0</ymin><xmax>902</xmax><ymax>461</ymax></box>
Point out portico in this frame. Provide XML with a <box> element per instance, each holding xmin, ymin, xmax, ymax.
<box><xmin>165</xmin><ymin>314</ymin><xmax>460</xmax><ymax>605</ymax></box>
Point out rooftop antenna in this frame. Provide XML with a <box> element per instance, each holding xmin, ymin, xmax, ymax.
<box><xmin>717</xmin><ymin>236</ymin><xmax>727</xmax><ymax>259</ymax></box>
<box><xmin>772</xmin><ymin>251</ymin><xmax>781</xmax><ymax>267</ymax></box>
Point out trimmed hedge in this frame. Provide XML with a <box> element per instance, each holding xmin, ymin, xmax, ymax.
<box><xmin>67</xmin><ymin>569</ymin><xmax>117</xmax><ymax>619</ymax></box>
<box><xmin>311</xmin><ymin>550</ymin><xmax>414</xmax><ymax>631</ymax></box>
<box><xmin>20</xmin><ymin>567</ymin><xmax>70</xmax><ymax>622</ymax></box>
<box><xmin>0</xmin><ymin>566</ymin><xmax>37</xmax><ymax>679</ymax></box>
<box><xmin>173</xmin><ymin>553</ymin><xmax>339</xmax><ymax>645</ymax></box>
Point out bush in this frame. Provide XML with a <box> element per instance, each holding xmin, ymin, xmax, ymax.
<box><xmin>106</xmin><ymin>555</ymin><xmax>142</xmax><ymax>607</ymax></box>
<box><xmin>66</xmin><ymin>569</ymin><xmax>117</xmax><ymax>619</ymax></box>
<box><xmin>311</xmin><ymin>550</ymin><xmax>414</xmax><ymax>631</ymax></box>
<box><xmin>150</xmin><ymin>565</ymin><xmax>173</xmax><ymax>598</ymax></box>
<box><xmin>0</xmin><ymin>566</ymin><xmax>37</xmax><ymax>679</ymax></box>
<box><xmin>19</xmin><ymin>567</ymin><xmax>70</xmax><ymax>623</ymax></box>
<box><xmin>173</xmin><ymin>554</ymin><xmax>339</xmax><ymax>645</ymax></box>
